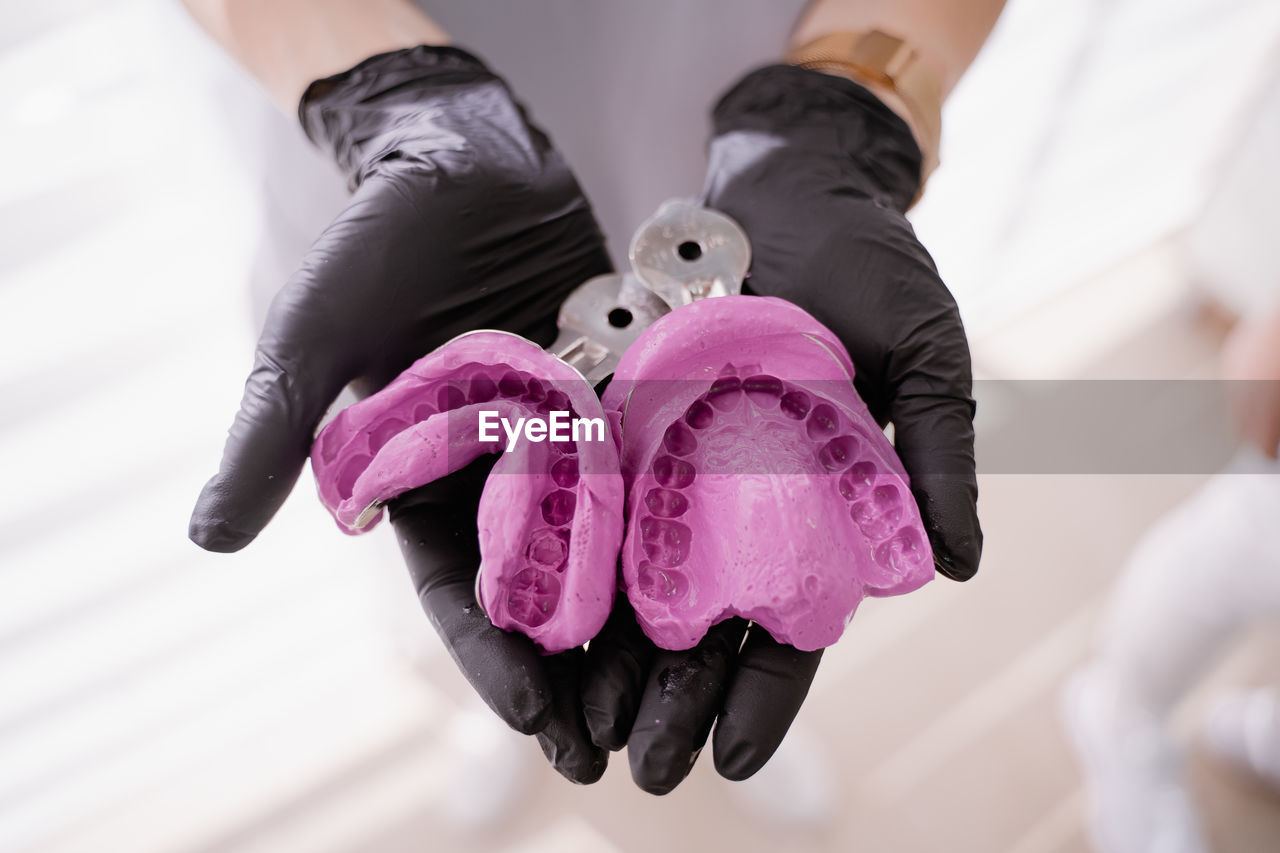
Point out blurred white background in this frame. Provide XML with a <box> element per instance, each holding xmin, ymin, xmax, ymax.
<box><xmin>2</xmin><ymin>1</ymin><xmax>1278</xmax><ymax>851</ymax></box>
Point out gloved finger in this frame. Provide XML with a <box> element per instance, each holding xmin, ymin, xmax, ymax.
<box><xmin>888</xmin><ymin>361</ymin><xmax>981</xmax><ymax>582</ymax></box>
<box><xmin>626</xmin><ymin>619</ymin><xmax>745</xmax><ymax>795</ymax></box>
<box><xmin>581</xmin><ymin>597</ymin><xmax>658</xmax><ymax>750</ymax></box>
<box><xmin>390</xmin><ymin>459</ymin><xmax>554</xmax><ymax>735</ymax></box>
<box><xmin>189</xmin><ymin>272</ymin><xmax>357</xmax><ymax>553</ymax></box>
<box><xmin>711</xmin><ymin>625</ymin><xmax>823</xmax><ymax>781</ymax></box>
<box><xmin>534</xmin><ymin>648</ymin><xmax>609</xmax><ymax>784</ymax></box>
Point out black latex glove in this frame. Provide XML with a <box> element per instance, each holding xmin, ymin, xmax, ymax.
<box><xmin>581</xmin><ymin>65</ymin><xmax>981</xmax><ymax>794</ymax></box>
<box><xmin>189</xmin><ymin>46</ymin><xmax>612</xmax><ymax>782</ymax></box>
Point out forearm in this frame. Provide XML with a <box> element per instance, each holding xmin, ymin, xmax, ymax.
<box><xmin>791</xmin><ymin>0</ymin><xmax>1006</xmax><ymax>99</ymax></box>
<box><xmin>1222</xmin><ymin>305</ymin><xmax>1280</xmax><ymax>459</ymax></box>
<box><xmin>182</xmin><ymin>0</ymin><xmax>449</xmax><ymax>113</ymax></box>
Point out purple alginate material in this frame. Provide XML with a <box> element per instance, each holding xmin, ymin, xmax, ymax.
<box><xmin>603</xmin><ymin>295</ymin><xmax>934</xmax><ymax>652</ymax></box>
<box><xmin>311</xmin><ymin>331</ymin><xmax>623</xmax><ymax>654</ymax></box>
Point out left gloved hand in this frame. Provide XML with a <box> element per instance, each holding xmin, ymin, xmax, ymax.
<box><xmin>188</xmin><ymin>46</ymin><xmax>613</xmax><ymax>783</ymax></box>
<box><xmin>581</xmin><ymin>64</ymin><xmax>982</xmax><ymax>794</ymax></box>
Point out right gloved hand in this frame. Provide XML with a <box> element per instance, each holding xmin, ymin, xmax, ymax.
<box><xmin>580</xmin><ymin>65</ymin><xmax>982</xmax><ymax>795</ymax></box>
<box><xmin>189</xmin><ymin>45</ymin><xmax>613</xmax><ymax>782</ymax></box>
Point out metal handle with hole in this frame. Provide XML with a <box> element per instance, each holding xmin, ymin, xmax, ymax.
<box><xmin>549</xmin><ymin>199</ymin><xmax>751</xmax><ymax>381</ymax></box>
<box><xmin>628</xmin><ymin>199</ymin><xmax>750</xmax><ymax>308</ymax></box>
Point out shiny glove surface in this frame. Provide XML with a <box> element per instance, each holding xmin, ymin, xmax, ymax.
<box><xmin>189</xmin><ymin>46</ymin><xmax>613</xmax><ymax>782</ymax></box>
<box><xmin>582</xmin><ymin>65</ymin><xmax>982</xmax><ymax>794</ymax></box>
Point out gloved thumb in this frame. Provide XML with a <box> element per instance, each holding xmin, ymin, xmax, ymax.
<box><xmin>190</xmin><ymin>274</ymin><xmax>357</xmax><ymax>552</ymax></box>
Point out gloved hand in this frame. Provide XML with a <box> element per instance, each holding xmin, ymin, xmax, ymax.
<box><xmin>189</xmin><ymin>46</ymin><xmax>613</xmax><ymax>782</ymax></box>
<box><xmin>581</xmin><ymin>65</ymin><xmax>981</xmax><ymax>794</ymax></box>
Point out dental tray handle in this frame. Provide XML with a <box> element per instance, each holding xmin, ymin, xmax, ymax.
<box><xmin>550</xmin><ymin>199</ymin><xmax>751</xmax><ymax>381</ymax></box>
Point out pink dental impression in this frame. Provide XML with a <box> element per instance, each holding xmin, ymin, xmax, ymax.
<box><xmin>311</xmin><ymin>331</ymin><xmax>623</xmax><ymax>654</ymax></box>
<box><xmin>603</xmin><ymin>296</ymin><xmax>933</xmax><ymax>652</ymax></box>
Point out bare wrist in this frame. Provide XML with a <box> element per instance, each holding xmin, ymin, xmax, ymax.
<box><xmin>785</xmin><ymin>31</ymin><xmax>942</xmax><ymax>201</ymax></box>
<box><xmin>184</xmin><ymin>0</ymin><xmax>449</xmax><ymax>113</ymax></box>
<box><xmin>789</xmin><ymin>0</ymin><xmax>1007</xmax><ymax>99</ymax></box>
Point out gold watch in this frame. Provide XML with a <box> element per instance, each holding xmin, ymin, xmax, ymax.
<box><xmin>786</xmin><ymin>30</ymin><xmax>942</xmax><ymax>200</ymax></box>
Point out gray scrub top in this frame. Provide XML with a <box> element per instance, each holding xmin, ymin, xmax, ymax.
<box><xmin>417</xmin><ymin>0</ymin><xmax>811</xmax><ymax>262</ymax></box>
<box><xmin>254</xmin><ymin>0</ymin><xmax>811</xmax><ymax>310</ymax></box>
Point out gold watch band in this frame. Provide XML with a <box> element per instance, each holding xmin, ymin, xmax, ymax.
<box><xmin>785</xmin><ymin>30</ymin><xmax>942</xmax><ymax>199</ymax></box>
